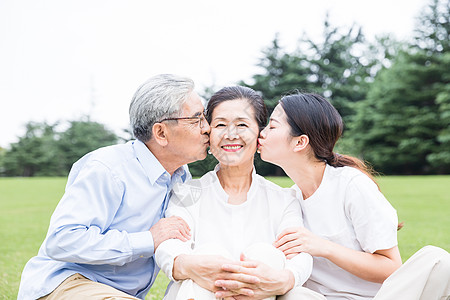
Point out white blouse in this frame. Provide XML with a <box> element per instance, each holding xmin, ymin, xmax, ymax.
<box><xmin>294</xmin><ymin>164</ymin><xmax>398</xmax><ymax>300</ymax></box>
<box><xmin>155</xmin><ymin>165</ymin><xmax>313</xmax><ymax>288</ymax></box>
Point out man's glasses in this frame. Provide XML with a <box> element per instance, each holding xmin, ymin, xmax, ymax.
<box><xmin>158</xmin><ymin>113</ymin><xmax>207</xmax><ymax>129</ymax></box>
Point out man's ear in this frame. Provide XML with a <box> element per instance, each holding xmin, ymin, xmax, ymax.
<box><xmin>152</xmin><ymin>123</ymin><xmax>169</xmax><ymax>147</ymax></box>
<box><xmin>293</xmin><ymin>134</ymin><xmax>309</xmax><ymax>152</ymax></box>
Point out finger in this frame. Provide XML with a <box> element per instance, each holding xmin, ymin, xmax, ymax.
<box><xmin>172</xmin><ymin>232</ymin><xmax>188</xmax><ymax>242</ymax></box>
<box><xmin>284</xmin><ymin>245</ymin><xmax>303</xmax><ymax>256</ymax></box>
<box><xmin>221</xmin><ymin>263</ymin><xmax>258</xmax><ymax>274</ymax></box>
<box><xmin>275</xmin><ymin>227</ymin><xmax>298</xmax><ymax>242</ymax></box>
<box><xmin>175</xmin><ymin>222</ymin><xmax>191</xmax><ymax>240</ymax></box>
<box><xmin>218</xmin><ymin>272</ymin><xmax>260</xmax><ymax>285</ymax></box>
<box><xmin>215</xmin><ymin>290</ymin><xmax>240</xmax><ymax>298</ymax></box>
<box><xmin>175</xmin><ymin>216</ymin><xmax>191</xmax><ymax>231</ymax></box>
<box><xmin>274</xmin><ymin>232</ymin><xmax>298</xmax><ymax>249</ymax></box>
<box><xmin>277</xmin><ymin>239</ymin><xmax>302</xmax><ymax>253</ymax></box>
<box><xmin>215</xmin><ymin>283</ymin><xmax>254</xmax><ymax>297</ymax></box>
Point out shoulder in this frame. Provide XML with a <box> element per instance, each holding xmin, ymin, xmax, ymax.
<box><xmin>89</xmin><ymin>143</ymin><xmax>134</xmax><ymax>167</ymax></box>
<box><xmin>74</xmin><ymin>142</ymin><xmax>134</xmax><ymax>171</ymax></box>
<box><xmin>254</xmin><ymin>174</ymin><xmax>297</xmax><ymax>199</ymax></box>
<box><xmin>326</xmin><ymin>165</ymin><xmax>376</xmax><ymax>190</ymax></box>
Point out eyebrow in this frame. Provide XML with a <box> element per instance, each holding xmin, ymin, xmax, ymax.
<box><xmin>192</xmin><ymin>111</ymin><xmax>203</xmax><ymax>117</ymax></box>
<box><xmin>270</xmin><ymin>118</ymin><xmax>281</xmax><ymax>124</ymax></box>
<box><xmin>213</xmin><ymin>117</ymin><xmax>251</xmax><ymax>121</ymax></box>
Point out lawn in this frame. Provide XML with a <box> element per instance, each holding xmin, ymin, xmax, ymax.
<box><xmin>0</xmin><ymin>176</ymin><xmax>449</xmax><ymax>299</ymax></box>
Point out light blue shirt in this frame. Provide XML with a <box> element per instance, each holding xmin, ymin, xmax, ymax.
<box><xmin>18</xmin><ymin>140</ymin><xmax>190</xmax><ymax>300</ymax></box>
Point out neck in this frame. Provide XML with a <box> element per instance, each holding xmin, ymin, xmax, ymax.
<box><xmin>281</xmin><ymin>156</ymin><xmax>326</xmax><ymax>200</ymax></box>
<box><xmin>145</xmin><ymin>140</ymin><xmax>182</xmax><ymax>175</ymax></box>
<box><xmin>217</xmin><ymin>159</ymin><xmax>254</xmax><ymax>199</ymax></box>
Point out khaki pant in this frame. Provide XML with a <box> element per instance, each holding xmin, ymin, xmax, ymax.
<box><xmin>374</xmin><ymin>245</ymin><xmax>450</xmax><ymax>300</ymax></box>
<box><xmin>39</xmin><ymin>273</ymin><xmax>139</xmax><ymax>300</ymax></box>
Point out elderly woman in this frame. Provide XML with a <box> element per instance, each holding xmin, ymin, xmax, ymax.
<box><xmin>155</xmin><ymin>86</ymin><xmax>320</xmax><ymax>300</ymax></box>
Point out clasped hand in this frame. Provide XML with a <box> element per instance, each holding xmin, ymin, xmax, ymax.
<box><xmin>213</xmin><ymin>253</ymin><xmax>293</xmax><ymax>299</ymax></box>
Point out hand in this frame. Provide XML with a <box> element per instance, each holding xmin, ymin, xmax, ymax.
<box><xmin>273</xmin><ymin>227</ymin><xmax>331</xmax><ymax>258</ymax></box>
<box><xmin>149</xmin><ymin>216</ymin><xmax>191</xmax><ymax>250</ymax></box>
<box><xmin>173</xmin><ymin>254</ymin><xmax>259</xmax><ymax>295</ymax></box>
<box><xmin>214</xmin><ymin>253</ymin><xmax>294</xmax><ymax>299</ymax></box>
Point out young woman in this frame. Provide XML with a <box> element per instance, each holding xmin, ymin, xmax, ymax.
<box><xmin>256</xmin><ymin>92</ymin><xmax>450</xmax><ymax>300</ymax></box>
<box><xmin>155</xmin><ymin>87</ymin><xmax>321</xmax><ymax>300</ymax></box>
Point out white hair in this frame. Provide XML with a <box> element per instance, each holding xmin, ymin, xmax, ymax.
<box><xmin>129</xmin><ymin>74</ymin><xmax>195</xmax><ymax>142</ymax></box>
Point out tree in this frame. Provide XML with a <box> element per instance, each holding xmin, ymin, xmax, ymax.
<box><xmin>0</xmin><ymin>122</ymin><xmax>62</xmax><ymax>176</ymax></box>
<box><xmin>57</xmin><ymin>119</ymin><xmax>119</xmax><ymax>173</ymax></box>
<box><xmin>243</xmin><ymin>16</ymin><xmax>376</xmax><ymax>122</ymax></box>
<box><xmin>347</xmin><ymin>0</ymin><xmax>450</xmax><ymax>174</ymax></box>
<box><xmin>0</xmin><ymin>119</ymin><xmax>119</xmax><ymax>177</ymax></box>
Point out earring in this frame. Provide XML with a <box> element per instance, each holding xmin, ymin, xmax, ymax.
<box><xmin>256</xmin><ymin>149</ymin><xmax>261</xmax><ymax>154</ymax></box>
<box><xmin>208</xmin><ymin>149</ymin><xmax>212</xmax><ymax>155</ymax></box>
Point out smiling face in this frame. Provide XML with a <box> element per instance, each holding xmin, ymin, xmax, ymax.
<box><xmin>209</xmin><ymin>98</ymin><xmax>260</xmax><ymax>167</ymax></box>
<box><xmin>258</xmin><ymin>104</ymin><xmax>295</xmax><ymax>167</ymax></box>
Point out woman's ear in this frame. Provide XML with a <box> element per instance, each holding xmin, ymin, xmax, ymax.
<box><xmin>293</xmin><ymin>134</ymin><xmax>309</xmax><ymax>152</ymax></box>
<box><xmin>152</xmin><ymin>123</ymin><xmax>169</xmax><ymax>147</ymax></box>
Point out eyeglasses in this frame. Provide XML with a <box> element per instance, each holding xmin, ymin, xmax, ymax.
<box><xmin>158</xmin><ymin>113</ymin><xmax>207</xmax><ymax>129</ymax></box>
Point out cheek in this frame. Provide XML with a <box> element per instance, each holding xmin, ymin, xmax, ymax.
<box><xmin>209</xmin><ymin>131</ymin><xmax>221</xmax><ymax>147</ymax></box>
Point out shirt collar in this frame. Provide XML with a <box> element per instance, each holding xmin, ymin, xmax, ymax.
<box><xmin>133</xmin><ymin>139</ymin><xmax>189</xmax><ymax>185</ymax></box>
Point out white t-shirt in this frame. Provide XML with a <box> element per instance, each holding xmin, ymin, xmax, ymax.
<box><xmin>293</xmin><ymin>164</ymin><xmax>398</xmax><ymax>300</ymax></box>
<box><xmin>155</xmin><ymin>165</ymin><xmax>313</xmax><ymax>287</ymax></box>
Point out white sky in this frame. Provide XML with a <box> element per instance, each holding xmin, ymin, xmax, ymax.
<box><xmin>0</xmin><ymin>0</ymin><xmax>427</xmax><ymax>148</ymax></box>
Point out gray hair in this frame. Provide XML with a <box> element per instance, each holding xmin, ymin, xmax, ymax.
<box><xmin>129</xmin><ymin>74</ymin><xmax>195</xmax><ymax>142</ymax></box>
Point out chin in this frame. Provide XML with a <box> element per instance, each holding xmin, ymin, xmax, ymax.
<box><xmin>260</xmin><ymin>152</ymin><xmax>271</xmax><ymax>163</ymax></box>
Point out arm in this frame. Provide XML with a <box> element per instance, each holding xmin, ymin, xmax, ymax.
<box><xmin>275</xmin><ymin>227</ymin><xmax>401</xmax><ymax>283</ymax></box>
<box><xmin>45</xmin><ymin>160</ymin><xmax>190</xmax><ymax>265</ymax></box>
<box><xmin>275</xmin><ymin>174</ymin><xmax>402</xmax><ymax>283</ymax></box>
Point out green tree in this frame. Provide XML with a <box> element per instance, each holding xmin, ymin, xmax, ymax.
<box><xmin>348</xmin><ymin>0</ymin><xmax>449</xmax><ymax>174</ymax></box>
<box><xmin>57</xmin><ymin>119</ymin><xmax>119</xmax><ymax>173</ymax></box>
<box><xmin>243</xmin><ymin>16</ymin><xmax>375</xmax><ymax>121</ymax></box>
<box><xmin>1</xmin><ymin>122</ymin><xmax>62</xmax><ymax>176</ymax></box>
<box><xmin>0</xmin><ymin>119</ymin><xmax>119</xmax><ymax>177</ymax></box>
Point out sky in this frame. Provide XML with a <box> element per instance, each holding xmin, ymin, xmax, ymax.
<box><xmin>0</xmin><ymin>0</ymin><xmax>428</xmax><ymax>148</ymax></box>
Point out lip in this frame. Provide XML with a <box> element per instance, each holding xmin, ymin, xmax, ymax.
<box><xmin>221</xmin><ymin>144</ymin><xmax>243</xmax><ymax>152</ymax></box>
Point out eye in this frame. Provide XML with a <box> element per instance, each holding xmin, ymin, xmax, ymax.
<box><xmin>215</xmin><ymin>123</ymin><xmax>226</xmax><ymax>128</ymax></box>
<box><xmin>237</xmin><ymin>123</ymin><xmax>248</xmax><ymax>127</ymax></box>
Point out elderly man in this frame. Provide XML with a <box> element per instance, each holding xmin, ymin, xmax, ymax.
<box><xmin>18</xmin><ymin>74</ymin><xmax>210</xmax><ymax>300</ymax></box>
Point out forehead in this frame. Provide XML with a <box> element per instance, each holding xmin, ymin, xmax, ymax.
<box><xmin>212</xmin><ymin>98</ymin><xmax>255</xmax><ymax>119</ymax></box>
<box><xmin>271</xmin><ymin>104</ymin><xmax>286</xmax><ymax>120</ymax></box>
<box><xmin>181</xmin><ymin>92</ymin><xmax>205</xmax><ymax>116</ymax></box>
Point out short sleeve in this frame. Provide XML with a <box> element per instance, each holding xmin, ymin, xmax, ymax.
<box><xmin>345</xmin><ymin>174</ymin><xmax>398</xmax><ymax>253</ymax></box>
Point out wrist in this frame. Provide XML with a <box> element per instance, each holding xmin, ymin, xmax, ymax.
<box><xmin>278</xmin><ymin>269</ymin><xmax>295</xmax><ymax>295</ymax></box>
<box><xmin>172</xmin><ymin>254</ymin><xmax>190</xmax><ymax>280</ymax></box>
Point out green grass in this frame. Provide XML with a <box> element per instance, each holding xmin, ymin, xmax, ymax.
<box><xmin>0</xmin><ymin>176</ymin><xmax>449</xmax><ymax>299</ymax></box>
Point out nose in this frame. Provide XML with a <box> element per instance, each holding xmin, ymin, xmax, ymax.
<box><xmin>224</xmin><ymin>125</ymin><xmax>238</xmax><ymax>139</ymax></box>
<box><xmin>201</xmin><ymin>118</ymin><xmax>211</xmax><ymax>135</ymax></box>
<box><xmin>259</xmin><ymin>126</ymin><xmax>267</xmax><ymax>138</ymax></box>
